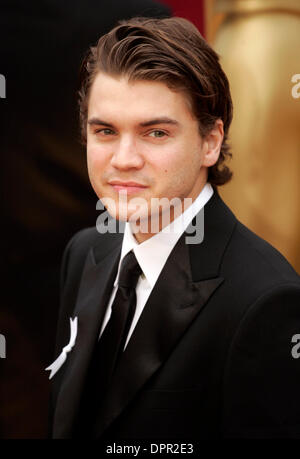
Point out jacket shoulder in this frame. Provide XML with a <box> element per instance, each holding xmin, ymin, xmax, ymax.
<box><xmin>223</xmin><ymin>219</ymin><xmax>300</xmax><ymax>287</ymax></box>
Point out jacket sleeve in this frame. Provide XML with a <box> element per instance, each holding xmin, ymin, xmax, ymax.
<box><xmin>222</xmin><ymin>283</ymin><xmax>300</xmax><ymax>438</ymax></box>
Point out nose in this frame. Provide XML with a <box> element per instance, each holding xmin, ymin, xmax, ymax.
<box><xmin>110</xmin><ymin>135</ymin><xmax>144</xmax><ymax>170</ymax></box>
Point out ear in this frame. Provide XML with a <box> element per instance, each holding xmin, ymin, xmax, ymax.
<box><xmin>202</xmin><ymin>119</ymin><xmax>224</xmax><ymax>167</ymax></box>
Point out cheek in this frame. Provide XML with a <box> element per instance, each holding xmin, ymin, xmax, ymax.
<box><xmin>87</xmin><ymin>145</ymin><xmax>107</xmax><ymax>173</ymax></box>
<box><xmin>153</xmin><ymin>158</ymin><xmax>185</xmax><ymax>197</ymax></box>
<box><xmin>160</xmin><ymin>149</ymin><xmax>200</xmax><ymax>194</ymax></box>
<box><xmin>160</xmin><ymin>149</ymin><xmax>187</xmax><ymax>180</ymax></box>
<box><xmin>86</xmin><ymin>148</ymin><xmax>106</xmax><ymax>195</ymax></box>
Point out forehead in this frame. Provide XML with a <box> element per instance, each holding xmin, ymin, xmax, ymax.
<box><xmin>88</xmin><ymin>72</ymin><xmax>195</xmax><ymax>123</ymax></box>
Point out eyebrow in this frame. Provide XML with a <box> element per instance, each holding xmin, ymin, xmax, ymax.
<box><xmin>88</xmin><ymin>118</ymin><xmax>113</xmax><ymax>127</ymax></box>
<box><xmin>139</xmin><ymin>117</ymin><xmax>179</xmax><ymax>127</ymax></box>
<box><xmin>87</xmin><ymin>117</ymin><xmax>179</xmax><ymax>128</ymax></box>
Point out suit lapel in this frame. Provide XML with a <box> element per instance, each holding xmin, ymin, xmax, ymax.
<box><xmin>92</xmin><ymin>191</ymin><xmax>236</xmax><ymax>438</ymax></box>
<box><xmin>53</xmin><ymin>239</ymin><xmax>122</xmax><ymax>438</ymax></box>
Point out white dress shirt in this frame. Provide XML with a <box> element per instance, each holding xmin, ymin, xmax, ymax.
<box><xmin>99</xmin><ymin>182</ymin><xmax>214</xmax><ymax>349</ymax></box>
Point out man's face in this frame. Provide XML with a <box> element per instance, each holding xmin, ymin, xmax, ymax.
<box><xmin>87</xmin><ymin>72</ymin><xmax>212</xmax><ymax>240</ymax></box>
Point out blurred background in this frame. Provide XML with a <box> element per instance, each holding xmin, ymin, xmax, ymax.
<box><xmin>0</xmin><ymin>0</ymin><xmax>299</xmax><ymax>439</ymax></box>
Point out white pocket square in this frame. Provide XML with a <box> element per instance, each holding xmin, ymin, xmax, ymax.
<box><xmin>45</xmin><ymin>317</ymin><xmax>78</xmax><ymax>380</ymax></box>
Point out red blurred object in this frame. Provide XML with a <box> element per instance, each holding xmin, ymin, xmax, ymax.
<box><xmin>161</xmin><ymin>0</ymin><xmax>205</xmax><ymax>36</ymax></box>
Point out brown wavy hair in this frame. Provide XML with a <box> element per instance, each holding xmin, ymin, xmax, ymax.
<box><xmin>78</xmin><ymin>17</ymin><xmax>233</xmax><ymax>186</ymax></box>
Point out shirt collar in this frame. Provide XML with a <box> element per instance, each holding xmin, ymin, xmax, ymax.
<box><xmin>114</xmin><ymin>183</ymin><xmax>214</xmax><ymax>289</ymax></box>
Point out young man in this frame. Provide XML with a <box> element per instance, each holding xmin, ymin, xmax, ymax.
<box><xmin>48</xmin><ymin>17</ymin><xmax>300</xmax><ymax>439</ymax></box>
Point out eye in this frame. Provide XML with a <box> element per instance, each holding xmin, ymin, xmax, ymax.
<box><xmin>95</xmin><ymin>128</ymin><xmax>115</xmax><ymax>135</ymax></box>
<box><xmin>148</xmin><ymin>130</ymin><xmax>167</xmax><ymax>138</ymax></box>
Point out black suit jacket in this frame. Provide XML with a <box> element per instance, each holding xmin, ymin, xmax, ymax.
<box><xmin>50</xmin><ymin>190</ymin><xmax>300</xmax><ymax>439</ymax></box>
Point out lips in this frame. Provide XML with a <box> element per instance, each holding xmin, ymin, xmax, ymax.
<box><xmin>108</xmin><ymin>180</ymin><xmax>148</xmax><ymax>195</ymax></box>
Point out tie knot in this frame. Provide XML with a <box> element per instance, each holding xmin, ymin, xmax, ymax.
<box><xmin>118</xmin><ymin>251</ymin><xmax>142</xmax><ymax>290</ymax></box>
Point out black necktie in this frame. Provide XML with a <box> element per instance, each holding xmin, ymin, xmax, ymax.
<box><xmin>74</xmin><ymin>250</ymin><xmax>142</xmax><ymax>436</ymax></box>
<box><xmin>95</xmin><ymin>250</ymin><xmax>142</xmax><ymax>389</ymax></box>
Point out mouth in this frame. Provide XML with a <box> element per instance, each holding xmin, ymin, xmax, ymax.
<box><xmin>108</xmin><ymin>181</ymin><xmax>148</xmax><ymax>195</ymax></box>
